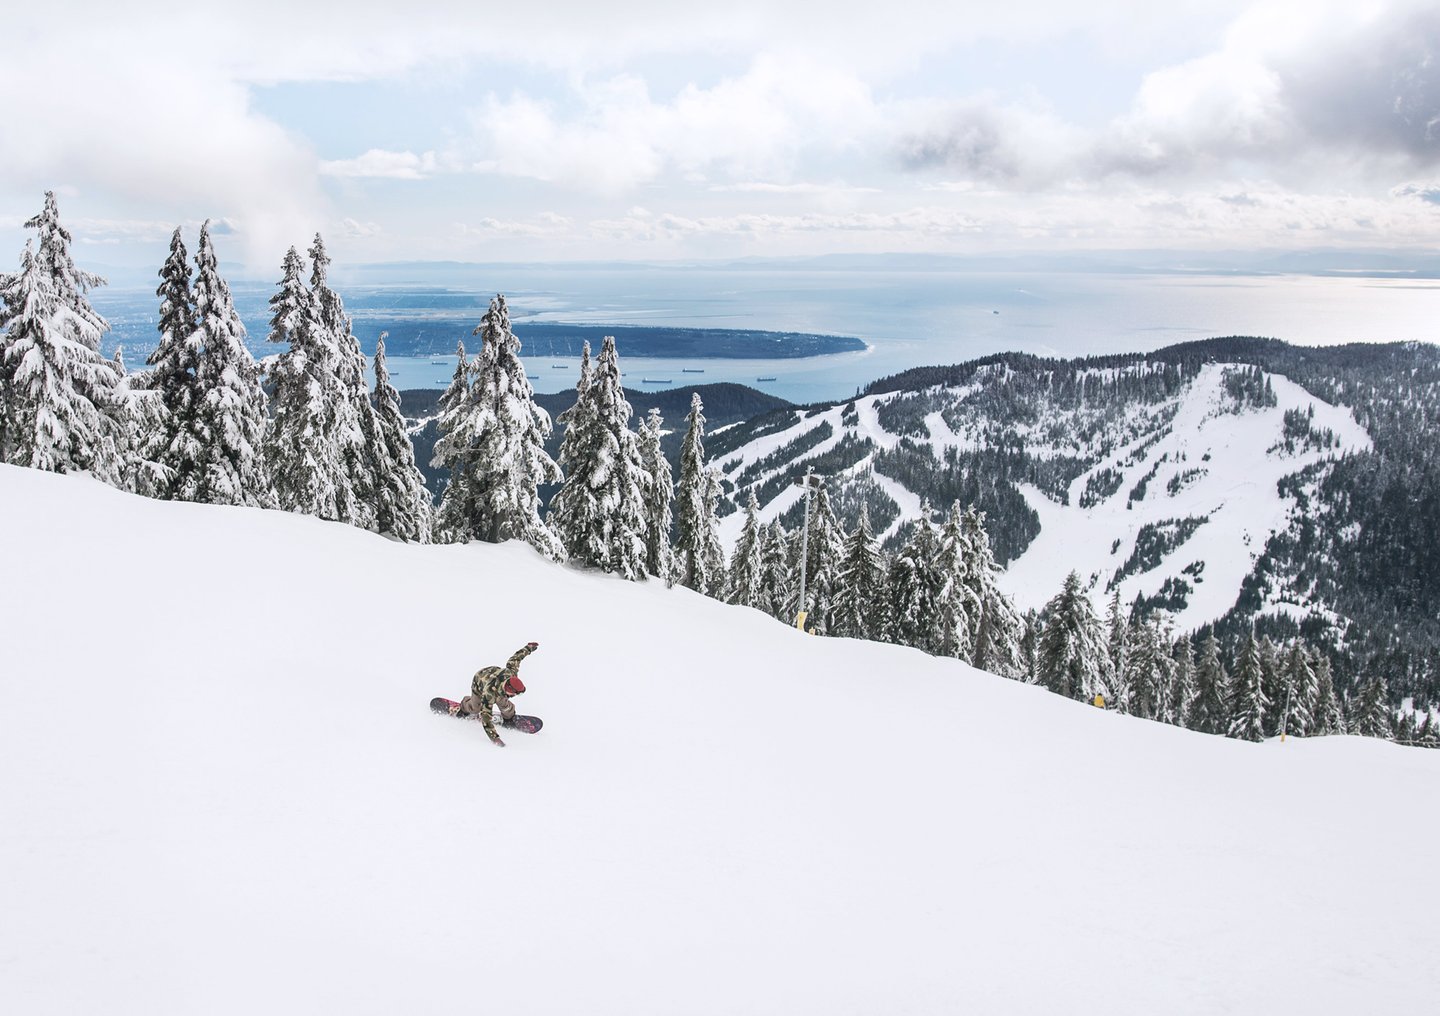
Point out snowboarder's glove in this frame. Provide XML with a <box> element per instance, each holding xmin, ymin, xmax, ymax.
<box><xmin>492</xmin><ymin>738</ymin><xmax>506</xmax><ymax>748</ymax></box>
<box><xmin>526</xmin><ymin>641</ymin><xmax>539</xmax><ymax>650</ymax></box>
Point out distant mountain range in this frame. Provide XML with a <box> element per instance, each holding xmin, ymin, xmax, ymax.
<box><xmin>701</xmin><ymin>337</ymin><xmax>1440</xmax><ymax>711</ymax></box>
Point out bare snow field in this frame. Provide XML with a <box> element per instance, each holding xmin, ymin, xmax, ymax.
<box><xmin>2</xmin><ymin>463</ymin><xmax>1436</xmax><ymax>1015</ymax></box>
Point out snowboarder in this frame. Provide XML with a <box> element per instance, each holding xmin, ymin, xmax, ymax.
<box><xmin>457</xmin><ymin>642</ymin><xmax>539</xmax><ymax>747</ymax></box>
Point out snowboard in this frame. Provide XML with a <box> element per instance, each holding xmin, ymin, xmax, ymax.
<box><xmin>429</xmin><ymin>697</ymin><xmax>543</xmax><ymax>734</ymax></box>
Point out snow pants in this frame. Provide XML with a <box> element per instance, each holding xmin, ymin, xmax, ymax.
<box><xmin>458</xmin><ymin>693</ymin><xmax>516</xmax><ymax>722</ymax></box>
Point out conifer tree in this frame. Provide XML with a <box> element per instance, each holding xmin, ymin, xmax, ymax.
<box><xmin>887</xmin><ymin>506</ymin><xmax>944</xmax><ymax>652</ymax></box>
<box><xmin>1259</xmin><ymin>636</ymin><xmax>1285</xmax><ymax>737</ymax></box>
<box><xmin>1150</xmin><ymin>616</ymin><xmax>1177</xmax><ymax>722</ymax></box>
<box><xmin>553</xmin><ymin>341</ymin><xmax>595</xmax><ymax>494</ymax></box>
<box><xmin>0</xmin><ymin>238</ymin><xmax>123</xmax><ymax>483</ymax></box>
<box><xmin>110</xmin><ymin>345</ymin><xmax>167</xmax><ymax>496</ymax></box>
<box><xmin>431</xmin><ymin>341</ymin><xmax>481</xmax><ymax>542</ymax></box>
<box><xmin>757</xmin><ymin>520</ymin><xmax>792</xmax><ymax>622</ymax></box>
<box><xmin>367</xmin><ymin>332</ymin><xmax>433</xmax><ymax>541</ymax></box>
<box><xmin>1</xmin><ymin>193</ymin><xmax>126</xmax><ymax>482</ymax></box>
<box><xmin>1312</xmin><ymin>653</ymin><xmax>1346</xmax><ymax>735</ymax></box>
<box><xmin>1036</xmin><ymin>571</ymin><xmax>1112</xmax><ymax>701</ymax></box>
<box><xmin>961</xmin><ymin>506</ymin><xmax>1025</xmax><ymax>679</ymax></box>
<box><xmin>462</xmin><ymin>294</ymin><xmax>562</xmax><ymax>557</ymax></box>
<box><xmin>935</xmin><ymin>501</ymin><xmax>978</xmax><ymax>661</ymax></box>
<box><xmin>1106</xmin><ymin>589</ymin><xmax>1128</xmax><ymax>701</ymax></box>
<box><xmin>24</xmin><ymin>191</ymin><xmax>106</xmax><ymax>350</ymax></box>
<box><xmin>264</xmin><ymin>245</ymin><xmax>335</xmax><ymax>517</ymax></box>
<box><xmin>311</xmin><ymin>235</ymin><xmax>380</xmax><ymax>527</ymax></box>
<box><xmin>727</xmin><ymin>491</ymin><xmax>766</xmax><ymax>608</ymax></box>
<box><xmin>831</xmin><ymin>503</ymin><xmax>887</xmax><ymax>641</ymax></box>
<box><xmin>702</xmin><ymin>467</ymin><xmax>729</xmax><ymax>598</ymax></box>
<box><xmin>1020</xmin><ymin>609</ymin><xmax>1041</xmax><ymax>684</ymax></box>
<box><xmin>264</xmin><ymin>235</ymin><xmax>377</xmax><ymax>528</ymax></box>
<box><xmin>1411</xmin><ymin>708</ymin><xmax>1434</xmax><ymax>748</ymax></box>
<box><xmin>794</xmin><ymin>482</ymin><xmax>844</xmax><ymax>631</ymax></box>
<box><xmin>1124</xmin><ymin>616</ymin><xmax>1162</xmax><ymax>719</ymax></box>
<box><xmin>676</xmin><ymin>393</ymin><xmax>720</xmax><ymax>593</ymax></box>
<box><xmin>187</xmin><ymin>222</ymin><xmax>270</xmax><ymax>507</ymax></box>
<box><xmin>1228</xmin><ymin>631</ymin><xmax>1268</xmax><ymax>742</ymax></box>
<box><xmin>1349</xmin><ymin>675</ymin><xmax>1394</xmax><ymax>740</ymax></box>
<box><xmin>636</xmin><ymin>406</ymin><xmax>674</xmax><ymax>581</ymax></box>
<box><xmin>549</xmin><ymin>336</ymin><xmax>649</xmax><ymax>577</ymax></box>
<box><xmin>139</xmin><ymin>227</ymin><xmax>204</xmax><ymax>498</ymax></box>
<box><xmin>1169</xmin><ymin>633</ymin><xmax>1195</xmax><ymax>727</ymax></box>
<box><xmin>1282</xmin><ymin>641</ymin><xmax>1317</xmax><ymax>737</ymax></box>
<box><xmin>1187</xmin><ymin>633</ymin><xmax>1230</xmax><ymax>734</ymax></box>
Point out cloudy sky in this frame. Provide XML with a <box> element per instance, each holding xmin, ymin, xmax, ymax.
<box><xmin>2</xmin><ymin>0</ymin><xmax>1437</xmax><ymax>272</ymax></box>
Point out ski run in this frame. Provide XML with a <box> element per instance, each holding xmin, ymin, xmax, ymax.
<box><xmin>3</xmin><ymin>461</ymin><xmax>1438</xmax><ymax>1015</ymax></box>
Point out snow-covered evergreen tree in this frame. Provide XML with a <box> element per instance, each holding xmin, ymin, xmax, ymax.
<box><xmin>757</xmin><ymin>520</ymin><xmax>792</xmax><ymax>622</ymax></box>
<box><xmin>1259</xmin><ymin>635</ymin><xmax>1285</xmax><ymax>738</ymax></box>
<box><xmin>137</xmin><ymin>226</ymin><xmax>204</xmax><ymax>498</ymax></box>
<box><xmin>726</xmin><ymin>492</ymin><xmax>766</xmax><ymax>608</ymax></box>
<box><xmin>831</xmin><ymin>503</ymin><xmax>887</xmax><ymax>641</ymax></box>
<box><xmin>1169</xmin><ymin>633</ymin><xmax>1195</xmax><ymax>727</ymax></box>
<box><xmin>794</xmin><ymin>482</ymin><xmax>844</xmax><ymax>631</ymax></box>
<box><xmin>460</xmin><ymin>295</ymin><xmax>562</xmax><ymax>556</ymax></box>
<box><xmin>549</xmin><ymin>335</ymin><xmax>649</xmax><ymax>577</ymax></box>
<box><xmin>24</xmin><ymin>191</ymin><xmax>106</xmax><ymax>350</ymax></box>
<box><xmin>1282</xmin><ymin>641</ymin><xmax>1317</xmax><ymax>737</ymax></box>
<box><xmin>0</xmin><ymin>239</ymin><xmax>123</xmax><ymax>483</ymax></box>
<box><xmin>676</xmin><ymin>393</ymin><xmax>720</xmax><ymax>594</ymax></box>
<box><xmin>1312</xmin><ymin>653</ymin><xmax>1346</xmax><ymax>736</ymax></box>
<box><xmin>264</xmin><ymin>244</ymin><xmax>330</xmax><ymax>516</ymax></box>
<box><xmin>1187</xmin><ymin>633</ymin><xmax>1229</xmax><ymax>734</ymax></box>
<box><xmin>309</xmin><ymin>235</ymin><xmax>380</xmax><ymax>529</ymax></box>
<box><xmin>1020</xmin><ymin>609</ymin><xmax>1041</xmax><ymax>684</ymax></box>
<box><xmin>886</xmin><ymin>505</ymin><xmax>944</xmax><ymax>652</ymax></box>
<box><xmin>1036</xmin><ymin>571</ymin><xmax>1112</xmax><ymax>701</ymax></box>
<box><xmin>702</xmin><ymin>467</ymin><xmax>728</xmax><ymax>597</ymax></box>
<box><xmin>186</xmin><ymin>221</ymin><xmax>270</xmax><ymax>507</ymax></box>
<box><xmin>1227</xmin><ymin>631</ymin><xmax>1268</xmax><ymax>742</ymax></box>
<box><xmin>1106</xmin><ymin>589</ymin><xmax>1128</xmax><ymax>703</ymax></box>
<box><xmin>934</xmin><ymin>501</ymin><xmax>978</xmax><ymax>661</ymax></box>
<box><xmin>367</xmin><ymin>332</ymin><xmax>433</xmax><ymax>542</ymax></box>
<box><xmin>1349</xmin><ymin>675</ymin><xmax>1394</xmax><ymax>740</ymax></box>
<box><xmin>431</xmin><ymin>340</ymin><xmax>479</xmax><ymax>542</ymax></box>
<box><xmin>636</xmin><ymin>406</ymin><xmax>674</xmax><ymax>581</ymax></box>
<box><xmin>265</xmin><ymin>237</ymin><xmax>377</xmax><ymax>529</ymax></box>
<box><xmin>109</xmin><ymin>344</ymin><xmax>168</xmax><ymax>496</ymax></box>
<box><xmin>1123</xmin><ymin>616</ymin><xmax>1162</xmax><ymax>719</ymax></box>
<box><xmin>960</xmin><ymin>506</ymin><xmax>1025</xmax><ymax>679</ymax></box>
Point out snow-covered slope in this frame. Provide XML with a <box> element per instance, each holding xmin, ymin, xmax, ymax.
<box><xmin>717</xmin><ymin>360</ymin><xmax>1370</xmax><ymax>626</ymax></box>
<box><xmin>1001</xmin><ymin>363</ymin><xmax>1370</xmax><ymax>626</ymax></box>
<box><xmin>3</xmin><ymin>464</ymin><xmax>1437</xmax><ymax>1015</ymax></box>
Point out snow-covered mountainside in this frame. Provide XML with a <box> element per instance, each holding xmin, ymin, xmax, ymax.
<box><xmin>716</xmin><ymin>356</ymin><xmax>1367</xmax><ymax>632</ymax></box>
<box><xmin>4</xmin><ymin>463</ymin><xmax>1439</xmax><ymax>1014</ymax></box>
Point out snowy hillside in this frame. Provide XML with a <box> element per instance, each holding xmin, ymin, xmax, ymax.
<box><xmin>717</xmin><ymin>359</ymin><xmax>1369</xmax><ymax>629</ymax></box>
<box><xmin>3</xmin><ymin>463</ymin><xmax>1438</xmax><ymax>1015</ymax></box>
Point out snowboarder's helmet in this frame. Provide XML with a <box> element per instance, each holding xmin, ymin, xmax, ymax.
<box><xmin>503</xmin><ymin>675</ymin><xmax>526</xmax><ymax>696</ymax></box>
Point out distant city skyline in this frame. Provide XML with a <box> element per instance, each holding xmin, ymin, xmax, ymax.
<box><xmin>2</xmin><ymin>1</ymin><xmax>1438</xmax><ymax>273</ymax></box>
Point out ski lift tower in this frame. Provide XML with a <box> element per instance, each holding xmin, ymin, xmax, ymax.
<box><xmin>793</xmin><ymin>468</ymin><xmax>825</xmax><ymax>632</ymax></box>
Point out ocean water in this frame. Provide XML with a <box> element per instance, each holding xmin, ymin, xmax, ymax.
<box><xmin>93</xmin><ymin>267</ymin><xmax>1440</xmax><ymax>406</ymax></box>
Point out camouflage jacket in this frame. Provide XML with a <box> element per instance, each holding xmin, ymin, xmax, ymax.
<box><xmin>468</xmin><ymin>644</ymin><xmax>536</xmax><ymax>745</ymax></box>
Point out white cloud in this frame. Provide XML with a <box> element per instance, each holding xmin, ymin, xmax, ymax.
<box><xmin>2</xmin><ymin>0</ymin><xmax>1436</xmax><ymax>264</ymax></box>
<box><xmin>467</xmin><ymin>55</ymin><xmax>879</xmax><ymax>192</ymax></box>
<box><xmin>320</xmin><ymin>150</ymin><xmax>439</xmax><ymax>179</ymax></box>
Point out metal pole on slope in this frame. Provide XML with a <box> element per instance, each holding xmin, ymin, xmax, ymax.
<box><xmin>1280</xmin><ymin>670</ymin><xmax>1292</xmax><ymax>743</ymax></box>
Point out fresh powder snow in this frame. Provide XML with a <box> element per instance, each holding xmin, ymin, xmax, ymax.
<box><xmin>2</xmin><ymin>462</ymin><xmax>1437</xmax><ymax>1015</ymax></box>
